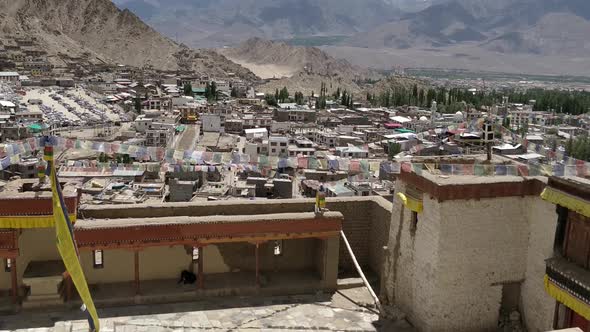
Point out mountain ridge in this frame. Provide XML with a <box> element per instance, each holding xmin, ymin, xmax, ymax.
<box><xmin>0</xmin><ymin>0</ymin><xmax>258</xmax><ymax>79</ymax></box>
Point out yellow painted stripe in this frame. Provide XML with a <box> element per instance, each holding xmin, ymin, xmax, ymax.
<box><xmin>0</xmin><ymin>215</ymin><xmax>77</xmax><ymax>228</ymax></box>
<box><xmin>541</xmin><ymin>187</ymin><xmax>590</xmax><ymax>218</ymax></box>
<box><xmin>397</xmin><ymin>192</ymin><xmax>423</xmax><ymax>213</ymax></box>
<box><xmin>545</xmin><ymin>275</ymin><xmax>590</xmax><ymax>321</ymax></box>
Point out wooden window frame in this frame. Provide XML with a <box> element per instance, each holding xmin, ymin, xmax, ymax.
<box><xmin>192</xmin><ymin>247</ymin><xmax>200</xmax><ymax>262</ymax></box>
<box><xmin>4</xmin><ymin>258</ymin><xmax>11</xmax><ymax>272</ymax></box>
<box><xmin>93</xmin><ymin>250</ymin><xmax>104</xmax><ymax>269</ymax></box>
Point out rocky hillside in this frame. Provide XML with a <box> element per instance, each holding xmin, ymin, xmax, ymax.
<box><xmin>221</xmin><ymin>38</ymin><xmax>382</xmax><ymax>95</ymax></box>
<box><xmin>343</xmin><ymin>0</ymin><xmax>590</xmax><ymax>57</ymax></box>
<box><xmin>112</xmin><ymin>0</ymin><xmax>400</xmax><ymax>48</ymax></box>
<box><xmin>221</xmin><ymin>38</ymin><xmax>368</xmax><ymax>79</ymax></box>
<box><xmin>0</xmin><ymin>0</ymin><xmax>257</xmax><ymax>79</ymax></box>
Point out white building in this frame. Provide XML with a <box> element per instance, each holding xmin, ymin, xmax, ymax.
<box><xmin>268</xmin><ymin>136</ymin><xmax>289</xmax><ymax>157</ymax></box>
<box><xmin>0</xmin><ymin>72</ymin><xmax>20</xmax><ymax>84</ymax></box>
<box><xmin>133</xmin><ymin>116</ymin><xmax>153</xmax><ymax>133</ymax></box>
<box><xmin>335</xmin><ymin>146</ymin><xmax>369</xmax><ymax>159</ymax></box>
<box><xmin>244</xmin><ymin>128</ymin><xmax>268</xmax><ymax>140</ymax></box>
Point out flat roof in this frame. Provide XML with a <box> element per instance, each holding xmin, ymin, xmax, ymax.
<box><xmin>75</xmin><ymin>211</ymin><xmax>343</xmax><ymax>229</ymax></box>
<box><xmin>0</xmin><ymin>101</ymin><xmax>16</xmax><ymax>107</ymax></box>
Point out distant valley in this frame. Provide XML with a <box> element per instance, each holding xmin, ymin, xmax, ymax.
<box><xmin>112</xmin><ymin>0</ymin><xmax>590</xmax><ymax>77</ymax></box>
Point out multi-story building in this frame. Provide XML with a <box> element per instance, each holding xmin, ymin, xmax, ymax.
<box><xmin>146</xmin><ymin>128</ymin><xmax>174</xmax><ymax>147</ymax></box>
<box><xmin>268</xmin><ymin>136</ymin><xmax>289</xmax><ymax>157</ymax></box>
<box><xmin>542</xmin><ymin>177</ymin><xmax>590</xmax><ymax>330</ymax></box>
<box><xmin>0</xmin><ymin>72</ymin><xmax>20</xmax><ymax>84</ymax></box>
<box><xmin>381</xmin><ymin>155</ymin><xmax>562</xmax><ymax>332</ymax></box>
<box><xmin>274</xmin><ymin>108</ymin><xmax>317</xmax><ymax>123</ymax></box>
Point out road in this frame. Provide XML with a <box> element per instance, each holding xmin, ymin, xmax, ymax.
<box><xmin>175</xmin><ymin>124</ymin><xmax>200</xmax><ymax>151</ymax></box>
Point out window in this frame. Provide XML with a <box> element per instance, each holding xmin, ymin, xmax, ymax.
<box><xmin>410</xmin><ymin>211</ymin><xmax>418</xmax><ymax>236</ymax></box>
<box><xmin>271</xmin><ymin>149</ymin><xmax>276</xmax><ymax>153</ymax></box>
<box><xmin>280</xmin><ymin>142</ymin><xmax>287</xmax><ymax>147</ymax></box>
<box><xmin>554</xmin><ymin>205</ymin><xmax>568</xmax><ymax>254</ymax></box>
<box><xmin>93</xmin><ymin>250</ymin><xmax>104</xmax><ymax>268</ymax></box>
<box><xmin>271</xmin><ymin>142</ymin><xmax>277</xmax><ymax>146</ymax></box>
<box><xmin>273</xmin><ymin>240</ymin><xmax>283</xmax><ymax>256</ymax></box>
<box><xmin>192</xmin><ymin>247</ymin><xmax>200</xmax><ymax>262</ymax></box>
<box><xmin>4</xmin><ymin>258</ymin><xmax>11</xmax><ymax>272</ymax></box>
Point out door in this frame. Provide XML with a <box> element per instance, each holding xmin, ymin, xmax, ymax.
<box><xmin>571</xmin><ymin>311</ymin><xmax>589</xmax><ymax>332</ymax></box>
<box><xmin>565</xmin><ymin>212</ymin><xmax>590</xmax><ymax>268</ymax></box>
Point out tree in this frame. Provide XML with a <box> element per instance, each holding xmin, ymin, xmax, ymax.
<box><xmin>388</xmin><ymin>142</ymin><xmax>401</xmax><ymax>159</ymax></box>
<box><xmin>204</xmin><ymin>83</ymin><xmax>211</xmax><ymax>100</ymax></box>
<box><xmin>566</xmin><ymin>138</ymin><xmax>574</xmax><ymax>157</ymax></box>
<box><xmin>231</xmin><ymin>87</ymin><xmax>239</xmax><ymax>98</ymax></box>
<box><xmin>183</xmin><ymin>83</ymin><xmax>193</xmax><ymax>96</ymax></box>
<box><xmin>569</xmin><ymin>135</ymin><xmax>590</xmax><ymax>161</ymax></box>
<box><xmin>279</xmin><ymin>87</ymin><xmax>289</xmax><ymax>103</ymax></box>
<box><xmin>294</xmin><ymin>91</ymin><xmax>304</xmax><ymax>105</ymax></box>
<box><xmin>210</xmin><ymin>81</ymin><xmax>217</xmax><ymax>101</ymax></box>
<box><xmin>134</xmin><ymin>96</ymin><xmax>142</xmax><ymax>114</ymax></box>
<box><xmin>265</xmin><ymin>94</ymin><xmax>278</xmax><ymax>107</ymax></box>
<box><xmin>122</xmin><ymin>154</ymin><xmax>131</xmax><ymax>164</ymax></box>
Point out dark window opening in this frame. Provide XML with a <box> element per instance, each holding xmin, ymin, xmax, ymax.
<box><xmin>93</xmin><ymin>250</ymin><xmax>104</xmax><ymax>269</ymax></box>
<box><xmin>554</xmin><ymin>205</ymin><xmax>568</xmax><ymax>255</ymax></box>
<box><xmin>410</xmin><ymin>211</ymin><xmax>418</xmax><ymax>236</ymax></box>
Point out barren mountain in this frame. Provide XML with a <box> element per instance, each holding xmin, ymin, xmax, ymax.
<box><xmin>221</xmin><ymin>38</ymin><xmax>368</xmax><ymax>79</ymax></box>
<box><xmin>0</xmin><ymin>0</ymin><xmax>258</xmax><ymax>79</ymax></box>
<box><xmin>343</xmin><ymin>0</ymin><xmax>590</xmax><ymax>57</ymax></box>
<box><xmin>221</xmin><ymin>38</ymin><xmax>382</xmax><ymax>95</ymax></box>
<box><xmin>112</xmin><ymin>0</ymin><xmax>400</xmax><ymax>48</ymax></box>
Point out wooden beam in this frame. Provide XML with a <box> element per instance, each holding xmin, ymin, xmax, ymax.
<box><xmin>134</xmin><ymin>250</ymin><xmax>140</xmax><ymax>295</ymax></box>
<box><xmin>255</xmin><ymin>243</ymin><xmax>260</xmax><ymax>288</ymax></box>
<box><xmin>11</xmin><ymin>257</ymin><xmax>17</xmax><ymax>304</ymax></box>
<box><xmin>77</xmin><ymin>231</ymin><xmax>341</xmax><ymax>251</ymax></box>
<box><xmin>74</xmin><ymin>217</ymin><xmax>343</xmax><ymax>249</ymax></box>
<box><xmin>198</xmin><ymin>247</ymin><xmax>204</xmax><ymax>290</ymax></box>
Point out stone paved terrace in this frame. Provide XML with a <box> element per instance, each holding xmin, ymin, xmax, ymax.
<box><xmin>0</xmin><ymin>288</ymin><xmax>414</xmax><ymax>332</ymax></box>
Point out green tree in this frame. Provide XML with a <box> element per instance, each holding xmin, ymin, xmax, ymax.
<box><xmin>279</xmin><ymin>87</ymin><xmax>289</xmax><ymax>103</ymax></box>
<box><xmin>231</xmin><ymin>87</ymin><xmax>238</xmax><ymax>98</ymax></box>
<box><xmin>122</xmin><ymin>154</ymin><xmax>131</xmax><ymax>164</ymax></box>
<box><xmin>210</xmin><ymin>81</ymin><xmax>217</xmax><ymax>101</ymax></box>
<box><xmin>388</xmin><ymin>142</ymin><xmax>402</xmax><ymax>159</ymax></box>
<box><xmin>294</xmin><ymin>92</ymin><xmax>304</xmax><ymax>105</ymax></box>
<box><xmin>134</xmin><ymin>96</ymin><xmax>142</xmax><ymax>114</ymax></box>
<box><xmin>265</xmin><ymin>94</ymin><xmax>278</xmax><ymax>107</ymax></box>
<box><xmin>183</xmin><ymin>83</ymin><xmax>193</xmax><ymax>96</ymax></box>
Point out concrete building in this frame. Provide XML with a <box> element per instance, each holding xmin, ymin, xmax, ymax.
<box><xmin>382</xmin><ymin>156</ymin><xmax>558</xmax><ymax>332</ymax></box>
<box><xmin>268</xmin><ymin>136</ymin><xmax>289</xmax><ymax>157</ymax></box>
<box><xmin>335</xmin><ymin>146</ymin><xmax>369</xmax><ymax>159</ymax></box>
<box><xmin>0</xmin><ymin>72</ymin><xmax>20</xmax><ymax>84</ymax></box>
<box><xmin>274</xmin><ymin>108</ymin><xmax>317</xmax><ymax>123</ymax></box>
<box><xmin>146</xmin><ymin>127</ymin><xmax>174</xmax><ymax>147</ymax></box>
<box><xmin>169</xmin><ymin>179</ymin><xmax>196</xmax><ymax>202</ymax></box>
<box><xmin>2</xmin><ymin>192</ymin><xmax>399</xmax><ymax>308</ymax></box>
<box><xmin>244</xmin><ymin>128</ymin><xmax>268</xmax><ymax>140</ymax></box>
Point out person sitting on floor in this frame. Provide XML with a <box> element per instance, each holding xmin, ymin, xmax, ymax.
<box><xmin>178</xmin><ymin>270</ymin><xmax>196</xmax><ymax>284</ymax></box>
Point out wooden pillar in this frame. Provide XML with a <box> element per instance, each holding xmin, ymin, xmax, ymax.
<box><xmin>134</xmin><ymin>250</ymin><xmax>140</xmax><ymax>295</ymax></box>
<box><xmin>10</xmin><ymin>257</ymin><xmax>17</xmax><ymax>304</ymax></box>
<box><xmin>255</xmin><ymin>243</ymin><xmax>260</xmax><ymax>287</ymax></box>
<box><xmin>197</xmin><ymin>247</ymin><xmax>204</xmax><ymax>290</ymax></box>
